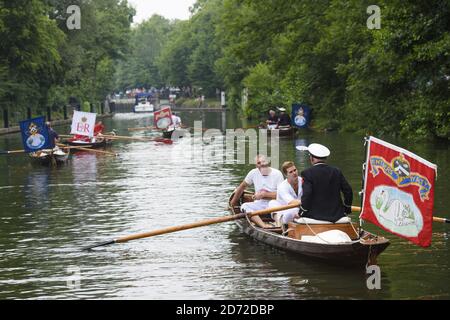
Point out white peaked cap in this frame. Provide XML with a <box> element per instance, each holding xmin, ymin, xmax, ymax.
<box><xmin>278</xmin><ymin>107</ymin><xmax>286</xmax><ymax>112</ymax></box>
<box><xmin>296</xmin><ymin>143</ymin><xmax>330</xmax><ymax>158</ymax></box>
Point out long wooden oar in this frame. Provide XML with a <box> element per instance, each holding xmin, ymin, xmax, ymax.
<box><xmin>58</xmin><ymin>144</ymin><xmax>118</xmax><ymax>156</ymax></box>
<box><xmin>82</xmin><ymin>203</ymin><xmax>300</xmax><ymax>250</ymax></box>
<box><xmin>101</xmin><ymin>134</ymin><xmax>173</xmax><ymax>144</ymax></box>
<box><xmin>128</xmin><ymin>126</ymin><xmax>160</xmax><ymax>131</ymax></box>
<box><xmin>128</xmin><ymin>125</ymin><xmax>189</xmax><ymax>132</ymax></box>
<box><xmin>0</xmin><ymin>149</ymin><xmax>26</xmax><ymax>155</ymax></box>
<box><xmin>351</xmin><ymin>206</ymin><xmax>449</xmax><ymax>223</ymax></box>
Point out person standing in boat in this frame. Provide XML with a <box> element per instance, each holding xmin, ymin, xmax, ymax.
<box><xmin>268</xmin><ymin>161</ymin><xmax>302</xmax><ymax>226</ymax></box>
<box><xmin>165</xmin><ymin>112</ymin><xmax>182</xmax><ymax>135</ymax></box>
<box><xmin>92</xmin><ymin>120</ymin><xmax>105</xmax><ymax>143</ymax></box>
<box><xmin>230</xmin><ymin>155</ymin><xmax>284</xmax><ymax>228</ymax></box>
<box><xmin>94</xmin><ymin>121</ymin><xmax>105</xmax><ymax>135</ymax></box>
<box><xmin>171</xmin><ymin>112</ymin><xmax>182</xmax><ymax>128</ymax></box>
<box><xmin>277</xmin><ymin>108</ymin><xmax>291</xmax><ymax>128</ymax></box>
<box><xmin>297</xmin><ymin>143</ymin><xmax>353</xmax><ymax>222</ymax></box>
<box><xmin>46</xmin><ymin>121</ymin><xmax>60</xmax><ymax>148</ymax></box>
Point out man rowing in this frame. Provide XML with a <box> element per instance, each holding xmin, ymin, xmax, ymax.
<box><xmin>230</xmin><ymin>155</ymin><xmax>284</xmax><ymax>228</ymax></box>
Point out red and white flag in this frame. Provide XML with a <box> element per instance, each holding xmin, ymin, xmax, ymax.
<box><xmin>360</xmin><ymin>137</ymin><xmax>437</xmax><ymax>247</ymax></box>
<box><xmin>70</xmin><ymin>111</ymin><xmax>96</xmax><ymax>137</ymax></box>
<box><xmin>154</xmin><ymin>107</ymin><xmax>173</xmax><ymax>129</ymax></box>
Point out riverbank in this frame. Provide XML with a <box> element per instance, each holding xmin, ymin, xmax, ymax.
<box><xmin>0</xmin><ymin>113</ymin><xmax>113</xmax><ymax>136</ymax></box>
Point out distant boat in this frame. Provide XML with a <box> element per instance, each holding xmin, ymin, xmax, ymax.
<box><xmin>64</xmin><ymin>137</ymin><xmax>112</xmax><ymax>149</ymax></box>
<box><xmin>29</xmin><ymin>148</ymin><xmax>70</xmax><ymax>166</ymax></box>
<box><xmin>134</xmin><ymin>100</ymin><xmax>154</xmax><ymax>113</ymax></box>
<box><xmin>259</xmin><ymin>124</ymin><xmax>294</xmax><ymax>137</ymax></box>
<box><xmin>133</xmin><ymin>93</ymin><xmax>154</xmax><ymax>113</ymax></box>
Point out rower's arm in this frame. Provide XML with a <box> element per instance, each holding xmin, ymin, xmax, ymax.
<box><xmin>230</xmin><ymin>181</ymin><xmax>248</xmax><ymax>207</ymax></box>
<box><xmin>260</xmin><ymin>191</ymin><xmax>277</xmax><ymax>200</ymax></box>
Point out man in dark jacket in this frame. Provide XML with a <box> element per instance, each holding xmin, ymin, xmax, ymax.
<box><xmin>277</xmin><ymin>108</ymin><xmax>291</xmax><ymax>127</ymax></box>
<box><xmin>296</xmin><ymin>143</ymin><xmax>353</xmax><ymax>222</ymax></box>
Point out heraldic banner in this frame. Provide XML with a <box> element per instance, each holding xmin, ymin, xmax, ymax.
<box><xmin>291</xmin><ymin>104</ymin><xmax>311</xmax><ymax>129</ymax></box>
<box><xmin>360</xmin><ymin>136</ymin><xmax>437</xmax><ymax>247</ymax></box>
<box><xmin>154</xmin><ymin>107</ymin><xmax>173</xmax><ymax>129</ymax></box>
<box><xmin>70</xmin><ymin>111</ymin><xmax>96</xmax><ymax>137</ymax></box>
<box><xmin>19</xmin><ymin>116</ymin><xmax>52</xmax><ymax>153</ymax></box>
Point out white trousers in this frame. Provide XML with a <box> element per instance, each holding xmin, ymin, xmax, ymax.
<box><xmin>268</xmin><ymin>200</ymin><xmax>299</xmax><ymax>224</ymax></box>
<box><xmin>241</xmin><ymin>200</ymin><xmax>269</xmax><ymax>213</ymax></box>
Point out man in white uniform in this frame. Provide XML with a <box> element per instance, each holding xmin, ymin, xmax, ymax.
<box><xmin>230</xmin><ymin>155</ymin><xmax>284</xmax><ymax>228</ymax></box>
<box><xmin>269</xmin><ymin>161</ymin><xmax>302</xmax><ymax>226</ymax></box>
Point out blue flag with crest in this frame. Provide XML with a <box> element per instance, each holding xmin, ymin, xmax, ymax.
<box><xmin>292</xmin><ymin>103</ymin><xmax>311</xmax><ymax>128</ymax></box>
<box><xmin>19</xmin><ymin>116</ymin><xmax>52</xmax><ymax>153</ymax></box>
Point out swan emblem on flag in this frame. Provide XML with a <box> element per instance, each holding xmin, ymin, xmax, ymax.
<box><xmin>370</xmin><ymin>186</ymin><xmax>423</xmax><ymax>237</ymax></box>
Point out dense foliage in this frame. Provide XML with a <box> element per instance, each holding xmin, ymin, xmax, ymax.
<box><xmin>0</xmin><ymin>0</ymin><xmax>133</xmax><ymax>121</ymax></box>
<box><xmin>1</xmin><ymin>0</ymin><xmax>448</xmax><ymax>139</ymax></box>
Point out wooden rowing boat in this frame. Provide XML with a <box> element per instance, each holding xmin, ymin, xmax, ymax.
<box><xmin>29</xmin><ymin>148</ymin><xmax>70</xmax><ymax>166</ymax></box>
<box><xmin>258</xmin><ymin>125</ymin><xmax>294</xmax><ymax>137</ymax></box>
<box><xmin>228</xmin><ymin>191</ymin><xmax>390</xmax><ymax>267</ymax></box>
<box><xmin>162</xmin><ymin>128</ymin><xmax>185</xmax><ymax>139</ymax></box>
<box><xmin>64</xmin><ymin>137</ymin><xmax>112</xmax><ymax>149</ymax></box>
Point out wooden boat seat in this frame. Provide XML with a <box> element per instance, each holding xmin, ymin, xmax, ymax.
<box><xmin>287</xmin><ymin>220</ymin><xmax>360</xmax><ymax>240</ymax></box>
<box><xmin>294</xmin><ymin>216</ymin><xmax>352</xmax><ymax>224</ymax></box>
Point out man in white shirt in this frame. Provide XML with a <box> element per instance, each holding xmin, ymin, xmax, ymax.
<box><xmin>269</xmin><ymin>161</ymin><xmax>302</xmax><ymax>226</ymax></box>
<box><xmin>230</xmin><ymin>155</ymin><xmax>284</xmax><ymax>228</ymax></box>
<box><xmin>171</xmin><ymin>113</ymin><xmax>182</xmax><ymax>128</ymax></box>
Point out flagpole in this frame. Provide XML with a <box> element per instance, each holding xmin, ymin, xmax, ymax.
<box><xmin>359</xmin><ymin>136</ymin><xmax>370</xmax><ymax>231</ymax></box>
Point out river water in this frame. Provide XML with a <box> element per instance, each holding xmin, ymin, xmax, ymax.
<box><xmin>0</xmin><ymin>111</ymin><xmax>448</xmax><ymax>300</ymax></box>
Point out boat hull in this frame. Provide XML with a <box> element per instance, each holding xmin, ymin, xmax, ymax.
<box><xmin>29</xmin><ymin>150</ymin><xmax>70</xmax><ymax>166</ymax></box>
<box><xmin>64</xmin><ymin>138</ymin><xmax>111</xmax><ymax>149</ymax></box>
<box><xmin>229</xmin><ymin>192</ymin><xmax>389</xmax><ymax>267</ymax></box>
<box><xmin>259</xmin><ymin>126</ymin><xmax>294</xmax><ymax>137</ymax></box>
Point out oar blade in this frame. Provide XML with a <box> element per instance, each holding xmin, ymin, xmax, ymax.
<box><xmin>82</xmin><ymin>239</ymin><xmax>116</xmax><ymax>251</ymax></box>
<box><xmin>154</xmin><ymin>138</ymin><xmax>173</xmax><ymax>144</ymax></box>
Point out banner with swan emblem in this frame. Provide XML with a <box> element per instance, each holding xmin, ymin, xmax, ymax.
<box><xmin>360</xmin><ymin>136</ymin><xmax>437</xmax><ymax>247</ymax></box>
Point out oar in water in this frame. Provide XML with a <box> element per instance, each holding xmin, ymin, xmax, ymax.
<box><xmin>58</xmin><ymin>144</ymin><xmax>118</xmax><ymax>156</ymax></box>
<box><xmin>101</xmin><ymin>134</ymin><xmax>173</xmax><ymax>144</ymax></box>
<box><xmin>82</xmin><ymin>203</ymin><xmax>300</xmax><ymax>250</ymax></box>
<box><xmin>351</xmin><ymin>206</ymin><xmax>449</xmax><ymax>223</ymax></box>
<box><xmin>128</xmin><ymin>126</ymin><xmax>160</xmax><ymax>131</ymax></box>
<box><xmin>0</xmin><ymin>149</ymin><xmax>26</xmax><ymax>155</ymax></box>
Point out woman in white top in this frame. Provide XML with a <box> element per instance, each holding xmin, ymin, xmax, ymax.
<box><xmin>269</xmin><ymin>161</ymin><xmax>302</xmax><ymax>225</ymax></box>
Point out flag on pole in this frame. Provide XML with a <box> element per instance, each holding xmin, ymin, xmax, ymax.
<box><xmin>70</xmin><ymin>111</ymin><xmax>96</xmax><ymax>137</ymax></box>
<box><xmin>292</xmin><ymin>104</ymin><xmax>311</xmax><ymax>128</ymax></box>
<box><xmin>19</xmin><ymin>116</ymin><xmax>52</xmax><ymax>153</ymax></box>
<box><xmin>154</xmin><ymin>107</ymin><xmax>173</xmax><ymax>129</ymax></box>
<box><xmin>360</xmin><ymin>136</ymin><xmax>437</xmax><ymax>247</ymax></box>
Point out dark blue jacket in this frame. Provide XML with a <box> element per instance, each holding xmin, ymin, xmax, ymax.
<box><xmin>300</xmin><ymin>163</ymin><xmax>353</xmax><ymax>222</ymax></box>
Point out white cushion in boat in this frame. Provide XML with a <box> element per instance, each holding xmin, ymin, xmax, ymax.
<box><xmin>294</xmin><ymin>216</ymin><xmax>351</xmax><ymax>224</ymax></box>
<box><xmin>301</xmin><ymin>230</ymin><xmax>352</xmax><ymax>244</ymax></box>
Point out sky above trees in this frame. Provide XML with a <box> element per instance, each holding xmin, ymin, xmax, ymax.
<box><xmin>128</xmin><ymin>0</ymin><xmax>196</xmax><ymax>23</ymax></box>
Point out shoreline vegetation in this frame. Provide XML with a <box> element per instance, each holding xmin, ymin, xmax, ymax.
<box><xmin>1</xmin><ymin>1</ymin><xmax>448</xmax><ymax>141</ymax></box>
